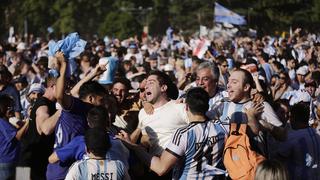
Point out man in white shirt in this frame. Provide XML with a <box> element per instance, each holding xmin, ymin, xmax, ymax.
<box><xmin>132</xmin><ymin>70</ymin><xmax>188</xmax><ymax>156</ymax></box>
<box><xmin>117</xmin><ymin>87</ymin><xmax>226</xmax><ymax>179</ymax></box>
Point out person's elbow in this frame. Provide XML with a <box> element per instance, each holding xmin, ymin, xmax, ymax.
<box><xmin>154</xmin><ymin>165</ymin><xmax>170</xmax><ymax>176</ymax></box>
<box><xmin>155</xmin><ymin>168</ymin><xmax>168</xmax><ymax>176</ymax></box>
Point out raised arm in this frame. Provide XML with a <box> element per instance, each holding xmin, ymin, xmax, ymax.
<box><xmin>55</xmin><ymin>52</ymin><xmax>72</xmax><ymax>109</ymax></box>
<box><xmin>70</xmin><ymin>63</ymin><xmax>106</xmax><ymax>98</ymax></box>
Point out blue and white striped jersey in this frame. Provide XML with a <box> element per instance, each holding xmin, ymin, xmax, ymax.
<box><xmin>165</xmin><ymin>121</ymin><xmax>226</xmax><ymax>180</ymax></box>
<box><xmin>207</xmin><ymin>99</ymin><xmax>282</xmax><ymax>133</ymax></box>
<box><xmin>207</xmin><ymin>99</ymin><xmax>282</xmax><ymax>155</ymax></box>
<box><xmin>65</xmin><ymin>158</ymin><xmax>130</xmax><ymax>180</ymax></box>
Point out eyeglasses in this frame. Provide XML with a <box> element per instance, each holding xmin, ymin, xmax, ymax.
<box><xmin>279</xmin><ymin>76</ymin><xmax>286</xmax><ymax>80</ymax></box>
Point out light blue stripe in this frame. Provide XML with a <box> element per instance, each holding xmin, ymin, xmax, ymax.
<box><xmin>96</xmin><ymin>160</ymin><xmax>100</xmax><ymax>175</ymax></box>
<box><xmin>83</xmin><ymin>160</ymin><xmax>88</xmax><ymax>179</ymax></box>
<box><xmin>220</xmin><ymin>102</ymin><xmax>229</xmax><ymax>124</ymax></box>
<box><xmin>104</xmin><ymin>160</ymin><xmax>107</xmax><ymax>175</ymax></box>
<box><xmin>186</xmin><ymin>130</ymin><xmax>196</xmax><ymax>180</ymax></box>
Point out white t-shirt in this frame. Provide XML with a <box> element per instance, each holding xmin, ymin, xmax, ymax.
<box><xmin>138</xmin><ymin>100</ymin><xmax>189</xmax><ymax>156</ymax></box>
<box><xmin>65</xmin><ymin>159</ymin><xmax>130</xmax><ymax>180</ymax></box>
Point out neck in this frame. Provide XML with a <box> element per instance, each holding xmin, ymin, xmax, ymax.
<box><xmin>209</xmin><ymin>87</ymin><xmax>217</xmax><ymax>97</ymax></box>
<box><xmin>43</xmin><ymin>91</ymin><xmax>55</xmax><ymax>101</ymax></box>
<box><xmin>238</xmin><ymin>96</ymin><xmax>251</xmax><ymax>103</ymax></box>
<box><xmin>152</xmin><ymin>96</ymin><xmax>169</xmax><ymax>109</ymax></box>
<box><xmin>189</xmin><ymin>114</ymin><xmax>207</xmax><ymax>123</ymax></box>
<box><xmin>88</xmin><ymin>153</ymin><xmax>105</xmax><ymax>160</ymax></box>
<box><xmin>0</xmin><ymin>84</ymin><xmax>4</xmax><ymax>91</ymax></box>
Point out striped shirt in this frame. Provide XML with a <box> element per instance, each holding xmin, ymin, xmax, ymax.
<box><xmin>166</xmin><ymin>121</ymin><xmax>226</xmax><ymax>180</ymax></box>
<box><xmin>207</xmin><ymin>99</ymin><xmax>282</xmax><ymax>155</ymax></box>
<box><xmin>65</xmin><ymin>158</ymin><xmax>130</xmax><ymax>180</ymax></box>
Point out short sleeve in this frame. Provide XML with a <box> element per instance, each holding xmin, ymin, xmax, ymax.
<box><xmin>65</xmin><ymin>161</ymin><xmax>80</xmax><ymax>180</ymax></box>
<box><xmin>56</xmin><ymin>136</ymin><xmax>85</xmax><ymax>162</ymax></box>
<box><xmin>10</xmin><ymin>87</ymin><xmax>22</xmax><ymax>112</ymax></box>
<box><xmin>165</xmin><ymin>128</ymin><xmax>187</xmax><ymax>158</ymax></box>
<box><xmin>66</xmin><ymin>97</ymin><xmax>92</xmax><ymax>116</ymax></box>
<box><xmin>0</xmin><ymin>120</ymin><xmax>17</xmax><ymax>142</ymax></box>
<box><xmin>262</xmin><ymin>102</ymin><xmax>283</xmax><ymax>127</ymax></box>
<box><xmin>115</xmin><ymin>160</ymin><xmax>129</xmax><ymax>180</ymax></box>
<box><xmin>176</xmin><ymin>103</ymin><xmax>189</xmax><ymax>124</ymax></box>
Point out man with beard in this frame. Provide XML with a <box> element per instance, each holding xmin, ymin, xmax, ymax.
<box><xmin>208</xmin><ymin>69</ymin><xmax>286</xmax><ymax>156</ymax></box>
<box><xmin>112</xmin><ymin>77</ymin><xmax>139</xmax><ymax>134</ymax></box>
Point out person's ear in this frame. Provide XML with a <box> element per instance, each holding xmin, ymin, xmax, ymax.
<box><xmin>160</xmin><ymin>84</ymin><xmax>168</xmax><ymax>93</ymax></box>
<box><xmin>88</xmin><ymin>95</ymin><xmax>94</xmax><ymax>104</ymax></box>
<box><xmin>185</xmin><ymin>104</ymin><xmax>189</xmax><ymax>112</ymax></box>
<box><xmin>244</xmin><ymin>83</ymin><xmax>251</xmax><ymax>92</ymax></box>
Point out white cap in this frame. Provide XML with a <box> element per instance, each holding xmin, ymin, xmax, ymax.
<box><xmin>164</xmin><ymin>64</ymin><xmax>174</xmax><ymax>71</ymax></box>
<box><xmin>296</xmin><ymin>66</ymin><xmax>308</xmax><ymax>76</ymax></box>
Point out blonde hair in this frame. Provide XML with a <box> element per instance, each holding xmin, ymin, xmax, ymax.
<box><xmin>255</xmin><ymin>160</ymin><xmax>289</xmax><ymax>180</ymax></box>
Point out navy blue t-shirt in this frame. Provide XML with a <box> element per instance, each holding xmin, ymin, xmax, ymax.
<box><xmin>46</xmin><ymin>97</ymin><xmax>92</xmax><ymax>180</ymax></box>
<box><xmin>0</xmin><ymin>85</ymin><xmax>22</xmax><ymax>113</ymax></box>
<box><xmin>0</xmin><ymin>118</ymin><xmax>19</xmax><ymax>163</ymax></box>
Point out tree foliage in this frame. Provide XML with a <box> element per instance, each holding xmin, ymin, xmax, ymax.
<box><xmin>1</xmin><ymin>0</ymin><xmax>320</xmax><ymax>40</ymax></box>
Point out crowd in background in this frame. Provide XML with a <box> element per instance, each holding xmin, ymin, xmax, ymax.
<box><xmin>0</xmin><ymin>26</ymin><xmax>319</xmax><ymax>180</ymax></box>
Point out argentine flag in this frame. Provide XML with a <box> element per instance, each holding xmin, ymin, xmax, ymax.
<box><xmin>214</xmin><ymin>2</ymin><xmax>247</xmax><ymax>25</ymax></box>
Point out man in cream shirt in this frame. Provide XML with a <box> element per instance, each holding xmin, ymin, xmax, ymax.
<box><xmin>132</xmin><ymin>70</ymin><xmax>188</xmax><ymax>156</ymax></box>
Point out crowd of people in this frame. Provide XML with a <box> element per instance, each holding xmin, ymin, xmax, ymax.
<box><xmin>0</xmin><ymin>26</ymin><xmax>320</xmax><ymax>180</ymax></box>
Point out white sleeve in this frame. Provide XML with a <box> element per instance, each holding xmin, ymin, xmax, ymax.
<box><xmin>176</xmin><ymin>103</ymin><xmax>189</xmax><ymax>123</ymax></box>
<box><xmin>138</xmin><ymin>110</ymin><xmax>146</xmax><ymax>135</ymax></box>
<box><xmin>262</xmin><ymin>102</ymin><xmax>282</xmax><ymax>127</ymax></box>
<box><xmin>165</xmin><ymin>129</ymin><xmax>187</xmax><ymax>157</ymax></box>
<box><xmin>65</xmin><ymin>162</ymin><xmax>80</xmax><ymax>180</ymax></box>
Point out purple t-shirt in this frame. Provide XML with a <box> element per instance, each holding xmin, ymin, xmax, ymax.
<box><xmin>55</xmin><ymin>134</ymin><xmax>130</xmax><ymax>168</ymax></box>
<box><xmin>0</xmin><ymin>118</ymin><xmax>19</xmax><ymax>163</ymax></box>
<box><xmin>46</xmin><ymin>97</ymin><xmax>92</xmax><ymax>180</ymax></box>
